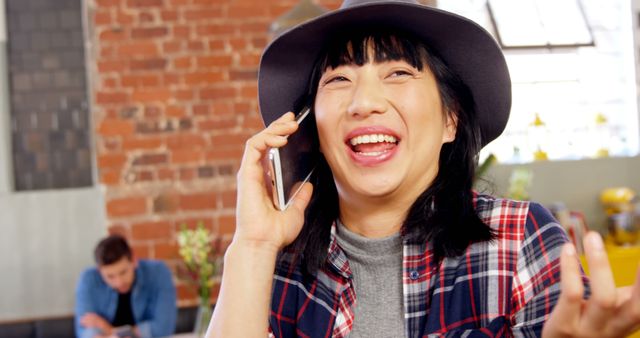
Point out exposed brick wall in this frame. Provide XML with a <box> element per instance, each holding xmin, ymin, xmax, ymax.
<box><xmin>88</xmin><ymin>0</ymin><xmax>342</xmax><ymax>304</ymax></box>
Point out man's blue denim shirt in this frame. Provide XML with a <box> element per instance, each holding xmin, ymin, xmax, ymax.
<box><xmin>75</xmin><ymin>259</ymin><xmax>177</xmax><ymax>338</ymax></box>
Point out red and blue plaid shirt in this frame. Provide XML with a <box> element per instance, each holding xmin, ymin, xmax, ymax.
<box><xmin>269</xmin><ymin>194</ymin><xmax>587</xmax><ymax>337</ymax></box>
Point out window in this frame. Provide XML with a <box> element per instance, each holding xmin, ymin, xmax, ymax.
<box><xmin>487</xmin><ymin>0</ymin><xmax>594</xmax><ymax>49</ymax></box>
<box><xmin>437</xmin><ymin>0</ymin><xmax>639</xmax><ymax>164</ymax></box>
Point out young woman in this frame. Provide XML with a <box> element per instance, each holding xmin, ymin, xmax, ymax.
<box><xmin>211</xmin><ymin>0</ymin><xmax>640</xmax><ymax>337</ymax></box>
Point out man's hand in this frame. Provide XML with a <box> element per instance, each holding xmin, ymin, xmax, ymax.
<box><xmin>80</xmin><ymin>312</ymin><xmax>113</xmax><ymax>335</ymax></box>
<box><xmin>542</xmin><ymin>232</ymin><xmax>640</xmax><ymax>337</ymax></box>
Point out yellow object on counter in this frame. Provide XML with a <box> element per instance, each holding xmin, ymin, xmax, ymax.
<box><xmin>600</xmin><ymin>187</ymin><xmax>637</xmax><ymax>215</ymax></box>
<box><xmin>579</xmin><ymin>237</ymin><xmax>640</xmax><ymax>338</ymax></box>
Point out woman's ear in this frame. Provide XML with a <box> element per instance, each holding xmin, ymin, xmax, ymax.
<box><xmin>442</xmin><ymin>112</ymin><xmax>458</xmax><ymax>143</ymax></box>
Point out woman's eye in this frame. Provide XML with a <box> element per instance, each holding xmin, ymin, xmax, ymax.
<box><xmin>325</xmin><ymin>76</ymin><xmax>349</xmax><ymax>84</ymax></box>
<box><xmin>389</xmin><ymin>70</ymin><xmax>413</xmax><ymax>78</ymax></box>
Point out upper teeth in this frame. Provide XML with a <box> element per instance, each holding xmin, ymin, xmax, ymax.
<box><xmin>349</xmin><ymin>134</ymin><xmax>397</xmax><ymax>146</ymax></box>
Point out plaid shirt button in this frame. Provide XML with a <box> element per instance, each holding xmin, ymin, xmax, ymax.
<box><xmin>410</xmin><ymin>270</ymin><xmax>419</xmax><ymax>280</ymax></box>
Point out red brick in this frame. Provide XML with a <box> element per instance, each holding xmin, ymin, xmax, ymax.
<box><xmin>240</xmin><ymin>84</ymin><xmax>258</xmax><ymax>98</ymax></box>
<box><xmin>239</xmin><ymin>21</ymin><xmax>269</xmax><ymax>34</ymax></box>
<box><xmin>229</xmin><ymin>69</ymin><xmax>257</xmax><ymax>81</ymax></box>
<box><xmin>184</xmin><ymin>72</ymin><xmax>224</xmax><ymax>85</ymax></box>
<box><xmin>153</xmin><ymin>193</ymin><xmax>179</xmax><ymax>213</ymax></box>
<box><xmin>108</xmin><ymin>224</ymin><xmax>129</xmax><ymax>237</ymax></box>
<box><xmin>179</xmin><ymin>192</ymin><xmax>217</xmax><ymax>210</ymax></box>
<box><xmin>198</xmin><ymin>115</ymin><xmax>237</xmax><ymax>130</ymax></box>
<box><xmin>227</xmin><ymin>5</ymin><xmax>267</xmax><ymax>18</ymax></box>
<box><xmin>158</xmin><ymin>168</ymin><xmax>174</xmax><ymax>180</ymax></box>
<box><xmin>107</xmin><ymin>197</ymin><xmax>147</xmax><ymax>217</ymax></box>
<box><xmin>139</xmin><ymin>11</ymin><xmax>155</xmax><ymax>23</ymax></box>
<box><xmin>234</xmin><ymin>102</ymin><xmax>252</xmax><ymax>114</ymax></box>
<box><xmin>210</xmin><ymin>101</ymin><xmax>234</xmax><ymax>114</ymax></box>
<box><xmin>99</xmin><ymin>46</ymin><xmax>116</xmax><ymax>58</ymax></box>
<box><xmin>162</xmin><ymin>41</ymin><xmax>181</xmax><ymax>54</ymax></box>
<box><xmin>116</xmin><ymin>10</ymin><xmax>135</xmax><ymax>25</ymax></box>
<box><xmin>144</xmin><ymin>105</ymin><xmax>163</xmax><ymax>118</ymax></box>
<box><xmin>161</xmin><ymin>10</ymin><xmax>179</xmax><ymax>22</ymax></box>
<box><xmin>211</xmin><ymin>132</ymin><xmax>251</xmax><ymax>148</ymax></box>
<box><xmin>133</xmin><ymin>153</ymin><xmax>168</xmax><ymax>165</ymax></box>
<box><xmin>179</xmin><ymin>168</ymin><xmax>196</xmax><ymax>181</ymax></box>
<box><xmin>174</xmin><ymin>89</ymin><xmax>194</xmax><ymax>101</ymax></box>
<box><xmin>96</xmin><ymin>91</ymin><xmax>130</xmax><ymax>105</ymax></box>
<box><xmin>251</xmin><ymin>37</ymin><xmax>267</xmax><ymax>49</ymax></box>
<box><xmin>166</xmin><ymin>106</ymin><xmax>186</xmax><ymax>118</ymax></box>
<box><xmin>196</xmin><ymin>56</ymin><xmax>232</xmax><ymax>68</ymax></box>
<box><xmin>96</xmin><ymin>0</ymin><xmax>122</xmax><ymax>7</ymax></box>
<box><xmin>173</xmin><ymin>56</ymin><xmax>191</xmax><ymax>69</ymax></box>
<box><xmin>154</xmin><ymin>242</ymin><xmax>179</xmax><ymax>259</ymax></box>
<box><xmin>228</xmin><ymin>37</ymin><xmax>247</xmax><ymax>50</ymax></box>
<box><xmin>172</xmin><ymin>150</ymin><xmax>204</xmax><ymax>164</ymax></box>
<box><xmin>98</xmin><ymin>119</ymin><xmax>136</xmax><ymax>136</ymax></box>
<box><xmin>131</xmin><ymin>243</ymin><xmax>152</xmax><ymax>259</ymax></box>
<box><xmin>209</xmin><ymin>39</ymin><xmax>225</xmax><ymax>50</ymax></box>
<box><xmin>131</xmin><ymin>27</ymin><xmax>169</xmax><ymax>39</ymax></box>
<box><xmin>196</xmin><ymin>24</ymin><xmax>233</xmax><ymax>36</ymax></box>
<box><xmin>163</xmin><ymin>73</ymin><xmax>181</xmax><ymax>86</ymax></box>
<box><xmin>98</xmin><ymin>60</ymin><xmax>127</xmax><ymax>73</ymax></box>
<box><xmin>99</xmin><ymin>29</ymin><xmax>127</xmax><ymax>42</ymax></box>
<box><xmin>192</xmin><ymin>104</ymin><xmax>210</xmax><ymax>116</ymax></box>
<box><xmin>239</xmin><ymin>53</ymin><xmax>261</xmax><ymax>67</ymax></box>
<box><xmin>131</xmin><ymin>220</ymin><xmax>173</xmax><ymax>240</ymax></box>
<box><xmin>94</xmin><ymin>11</ymin><xmax>112</xmax><ymax>25</ymax></box>
<box><xmin>134</xmin><ymin>170</ymin><xmax>154</xmax><ymax>182</ymax></box>
<box><xmin>205</xmin><ymin>147</ymin><xmax>243</xmax><ymax>161</ymax></box>
<box><xmin>187</xmin><ymin>41</ymin><xmax>204</xmax><ymax>52</ymax></box>
<box><xmin>122</xmin><ymin>136</ymin><xmax>164</xmax><ymax>150</ymax></box>
<box><xmin>167</xmin><ymin>133</ymin><xmax>207</xmax><ymax>150</ymax></box>
<box><xmin>200</xmin><ymin>87</ymin><xmax>236</xmax><ymax>100</ymax></box>
<box><xmin>121</xmin><ymin>74</ymin><xmax>160</xmax><ymax>88</ymax></box>
<box><xmin>184</xmin><ymin>9</ymin><xmax>223</xmax><ymax>20</ymax></box>
<box><xmin>117</xmin><ymin>42</ymin><xmax>159</xmax><ymax>57</ymax></box>
<box><xmin>100</xmin><ymin>170</ymin><xmax>121</xmax><ymax>185</ymax></box>
<box><xmin>102</xmin><ymin>77</ymin><xmax>118</xmax><ymax>89</ymax></box>
<box><xmin>126</xmin><ymin>0</ymin><xmax>163</xmax><ymax>7</ymax></box>
<box><xmin>173</xmin><ymin>26</ymin><xmax>191</xmax><ymax>39</ymax></box>
<box><xmin>218</xmin><ymin>215</ymin><xmax>235</xmax><ymax>235</ymax></box>
<box><xmin>130</xmin><ymin>58</ymin><xmax>167</xmax><ymax>71</ymax></box>
<box><xmin>132</xmin><ymin>88</ymin><xmax>172</xmax><ymax>103</ymax></box>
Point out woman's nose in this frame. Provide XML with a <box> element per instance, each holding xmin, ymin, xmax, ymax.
<box><xmin>346</xmin><ymin>75</ymin><xmax>387</xmax><ymax>119</ymax></box>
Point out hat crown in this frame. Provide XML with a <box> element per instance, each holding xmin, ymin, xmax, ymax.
<box><xmin>340</xmin><ymin>0</ymin><xmax>420</xmax><ymax>9</ymax></box>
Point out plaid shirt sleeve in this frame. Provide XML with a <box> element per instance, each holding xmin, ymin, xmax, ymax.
<box><xmin>509</xmin><ymin>202</ymin><xmax>587</xmax><ymax>337</ymax></box>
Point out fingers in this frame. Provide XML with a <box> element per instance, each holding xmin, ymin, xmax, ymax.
<box><xmin>615</xmin><ymin>265</ymin><xmax>640</xmax><ymax>335</ymax></box>
<box><xmin>282</xmin><ymin>182</ymin><xmax>314</xmax><ymax>244</ymax></box>
<box><xmin>239</xmin><ymin>112</ymin><xmax>297</xmax><ymax>180</ymax></box>
<box><xmin>582</xmin><ymin>232</ymin><xmax>617</xmax><ymax>331</ymax></box>
<box><xmin>544</xmin><ymin>243</ymin><xmax>583</xmax><ymax>337</ymax></box>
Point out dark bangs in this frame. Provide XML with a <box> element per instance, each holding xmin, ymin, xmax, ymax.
<box><xmin>318</xmin><ymin>29</ymin><xmax>428</xmax><ymax>72</ymax></box>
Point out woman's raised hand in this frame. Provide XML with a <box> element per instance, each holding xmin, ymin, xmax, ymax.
<box><xmin>234</xmin><ymin>112</ymin><xmax>314</xmax><ymax>253</ymax></box>
<box><xmin>543</xmin><ymin>232</ymin><xmax>640</xmax><ymax>337</ymax></box>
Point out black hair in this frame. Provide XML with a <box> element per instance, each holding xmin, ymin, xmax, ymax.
<box><xmin>94</xmin><ymin>234</ymin><xmax>133</xmax><ymax>266</ymax></box>
<box><xmin>286</xmin><ymin>28</ymin><xmax>496</xmax><ymax>275</ymax></box>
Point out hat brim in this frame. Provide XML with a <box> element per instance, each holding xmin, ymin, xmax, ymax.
<box><xmin>258</xmin><ymin>2</ymin><xmax>511</xmax><ymax>147</ymax></box>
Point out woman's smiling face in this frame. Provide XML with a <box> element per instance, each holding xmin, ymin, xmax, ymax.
<box><xmin>314</xmin><ymin>37</ymin><xmax>456</xmax><ymax>206</ymax></box>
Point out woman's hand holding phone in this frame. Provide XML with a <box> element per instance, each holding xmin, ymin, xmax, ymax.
<box><xmin>234</xmin><ymin>111</ymin><xmax>314</xmax><ymax>253</ymax></box>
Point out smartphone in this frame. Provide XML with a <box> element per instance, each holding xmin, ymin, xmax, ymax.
<box><xmin>268</xmin><ymin>107</ymin><xmax>318</xmax><ymax>210</ymax></box>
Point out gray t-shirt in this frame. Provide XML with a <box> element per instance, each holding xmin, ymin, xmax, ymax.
<box><xmin>335</xmin><ymin>220</ymin><xmax>405</xmax><ymax>337</ymax></box>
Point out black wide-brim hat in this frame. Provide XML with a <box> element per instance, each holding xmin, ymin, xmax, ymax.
<box><xmin>258</xmin><ymin>0</ymin><xmax>511</xmax><ymax>147</ymax></box>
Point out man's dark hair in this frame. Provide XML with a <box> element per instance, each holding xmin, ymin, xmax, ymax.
<box><xmin>94</xmin><ymin>234</ymin><xmax>133</xmax><ymax>266</ymax></box>
<box><xmin>286</xmin><ymin>28</ymin><xmax>496</xmax><ymax>275</ymax></box>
